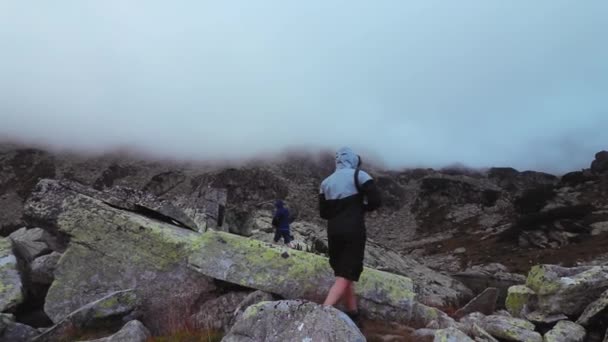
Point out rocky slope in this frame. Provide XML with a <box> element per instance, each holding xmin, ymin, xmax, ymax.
<box><xmin>2</xmin><ymin>142</ymin><xmax>608</xmax><ymax>340</ymax></box>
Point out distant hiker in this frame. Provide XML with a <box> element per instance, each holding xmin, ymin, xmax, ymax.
<box><xmin>319</xmin><ymin>147</ymin><xmax>381</xmax><ymax>325</ymax></box>
<box><xmin>272</xmin><ymin>199</ymin><xmax>293</xmax><ymax>246</ymax></box>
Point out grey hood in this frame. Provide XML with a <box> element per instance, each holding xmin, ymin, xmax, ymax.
<box><xmin>335</xmin><ymin>147</ymin><xmax>359</xmax><ymax>170</ymax></box>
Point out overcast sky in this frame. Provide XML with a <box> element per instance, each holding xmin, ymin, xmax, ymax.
<box><xmin>1</xmin><ymin>1</ymin><xmax>606</xmax><ymax>173</ymax></box>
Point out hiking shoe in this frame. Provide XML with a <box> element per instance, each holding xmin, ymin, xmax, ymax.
<box><xmin>346</xmin><ymin>311</ymin><xmax>362</xmax><ymax>329</ymax></box>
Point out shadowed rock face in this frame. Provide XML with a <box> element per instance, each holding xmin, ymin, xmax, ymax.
<box><xmin>0</xmin><ymin>237</ymin><xmax>23</xmax><ymax>312</ymax></box>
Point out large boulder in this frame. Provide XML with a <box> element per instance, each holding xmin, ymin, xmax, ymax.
<box><xmin>189</xmin><ymin>230</ymin><xmax>414</xmax><ymax>320</ymax></box>
<box><xmin>25</xmin><ymin>179</ymin><xmax>453</xmax><ymax>332</ymax></box>
<box><xmin>188</xmin><ymin>230</ymin><xmax>454</xmax><ymax>328</ymax></box>
<box><xmin>33</xmin><ymin>289</ymin><xmax>141</xmax><ymax>342</ymax></box>
<box><xmin>25</xmin><ymin>179</ymin><xmax>217</xmax><ymax>335</ymax></box>
<box><xmin>222</xmin><ymin>300</ymin><xmax>365</xmax><ymax>342</ymax></box>
<box><xmin>525</xmin><ymin>264</ymin><xmax>608</xmax><ymax>316</ymax></box>
<box><xmin>0</xmin><ymin>237</ymin><xmax>23</xmax><ymax>312</ymax></box>
<box><xmin>8</xmin><ymin>227</ymin><xmax>58</xmax><ymax>261</ymax></box>
<box><xmin>30</xmin><ymin>251</ymin><xmax>61</xmax><ymax>285</ymax></box>
<box><xmin>576</xmin><ymin>288</ymin><xmax>608</xmax><ymax>326</ymax></box>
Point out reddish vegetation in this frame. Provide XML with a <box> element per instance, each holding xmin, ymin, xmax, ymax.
<box><xmin>361</xmin><ymin>319</ymin><xmax>417</xmax><ymax>342</ymax></box>
<box><xmin>429</xmin><ymin>231</ymin><xmax>608</xmax><ymax>274</ymax></box>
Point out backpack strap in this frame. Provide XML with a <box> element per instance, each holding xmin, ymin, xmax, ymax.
<box><xmin>354</xmin><ymin>168</ymin><xmax>362</xmax><ymax>193</ymax></box>
<box><xmin>354</xmin><ymin>155</ymin><xmax>362</xmax><ymax>193</ymax></box>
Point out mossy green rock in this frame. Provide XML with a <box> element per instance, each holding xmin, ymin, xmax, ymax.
<box><xmin>26</xmin><ymin>180</ymin><xmax>215</xmax><ymax>335</ymax></box>
<box><xmin>543</xmin><ymin>320</ymin><xmax>585</xmax><ymax>342</ymax></box>
<box><xmin>525</xmin><ymin>264</ymin><xmax>608</xmax><ymax>316</ymax></box>
<box><xmin>0</xmin><ymin>237</ymin><xmax>23</xmax><ymax>312</ymax></box>
<box><xmin>189</xmin><ymin>231</ymin><xmax>426</xmax><ymax>325</ymax></box>
<box><xmin>505</xmin><ymin>285</ymin><xmax>535</xmax><ymax>317</ymax></box>
<box><xmin>26</xmin><ymin>179</ymin><xmax>452</xmax><ymax>332</ymax></box>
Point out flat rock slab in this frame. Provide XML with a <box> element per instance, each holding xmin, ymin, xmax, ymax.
<box><xmin>189</xmin><ymin>231</ymin><xmax>419</xmax><ymax>324</ymax></box>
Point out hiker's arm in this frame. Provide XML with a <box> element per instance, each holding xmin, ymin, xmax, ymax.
<box><xmin>361</xmin><ymin>179</ymin><xmax>381</xmax><ymax>211</ymax></box>
<box><xmin>319</xmin><ymin>193</ymin><xmax>331</xmax><ymax>219</ymax></box>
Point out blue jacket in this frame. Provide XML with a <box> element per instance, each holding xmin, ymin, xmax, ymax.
<box><xmin>273</xmin><ymin>200</ymin><xmax>290</xmax><ymax>231</ymax></box>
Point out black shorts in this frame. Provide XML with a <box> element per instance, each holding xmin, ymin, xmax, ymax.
<box><xmin>327</xmin><ymin>233</ymin><xmax>366</xmax><ymax>282</ymax></box>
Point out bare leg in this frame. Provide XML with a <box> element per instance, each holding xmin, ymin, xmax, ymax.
<box><xmin>323</xmin><ymin>277</ymin><xmax>350</xmax><ymax>306</ymax></box>
<box><xmin>343</xmin><ymin>282</ymin><xmax>357</xmax><ymax>312</ymax></box>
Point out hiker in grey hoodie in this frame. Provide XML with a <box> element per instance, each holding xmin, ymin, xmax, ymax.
<box><xmin>319</xmin><ymin>147</ymin><xmax>381</xmax><ymax>324</ymax></box>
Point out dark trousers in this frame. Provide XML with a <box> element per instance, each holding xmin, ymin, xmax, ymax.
<box><xmin>273</xmin><ymin>229</ymin><xmax>293</xmax><ymax>244</ymax></box>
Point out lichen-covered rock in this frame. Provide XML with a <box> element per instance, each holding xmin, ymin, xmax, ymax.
<box><xmin>0</xmin><ymin>237</ymin><xmax>23</xmax><ymax>312</ymax></box>
<box><xmin>8</xmin><ymin>227</ymin><xmax>58</xmax><ymax>261</ymax></box>
<box><xmin>30</xmin><ymin>251</ymin><xmax>61</xmax><ymax>285</ymax></box>
<box><xmin>576</xmin><ymin>288</ymin><xmax>608</xmax><ymax>326</ymax></box>
<box><xmin>222</xmin><ymin>300</ymin><xmax>365</xmax><ymax>342</ymax></box>
<box><xmin>34</xmin><ymin>289</ymin><xmax>141</xmax><ymax>342</ymax></box>
<box><xmin>481</xmin><ymin>315</ymin><xmax>541</xmax><ymax>342</ymax></box>
<box><xmin>25</xmin><ymin>180</ymin><xmax>216</xmax><ymax>334</ymax></box>
<box><xmin>76</xmin><ymin>320</ymin><xmax>151</xmax><ymax>342</ymax></box>
<box><xmin>543</xmin><ymin>320</ymin><xmax>585</xmax><ymax>342</ymax></box>
<box><xmin>432</xmin><ymin>327</ymin><xmax>474</xmax><ymax>341</ymax></box>
<box><xmin>505</xmin><ymin>285</ymin><xmax>536</xmax><ymax>317</ymax></box>
<box><xmin>191</xmin><ymin>291</ymin><xmax>250</xmax><ymax>332</ymax></box>
<box><xmin>188</xmin><ymin>230</ymin><xmax>436</xmax><ymax>327</ymax></box>
<box><xmin>454</xmin><ymin>287</ymin><xmax>498</xmax><ymax>319</ymax></box>
<box><xmin>525</xmin><ymin>264</ymin><xmax>608</xmax><ymax>316</ymax></box>
<box><xmin>25</xmin><ymin>178</ymin><xmax>452</xmax><ymax>332</ymax></box>
<box><xmin>523</xmin><ymin>311</ymin><xmax>567</xmax><ymax>325</ymax></box>
<box><xmin>0</xmin><ymin>313</ymin><xmax>39</xmax><ymax>342</ymax></box>
<box><xmin>252</xmin><ymin>217</ymin><xmax>472</xmax><ymax>308</ymax></box>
